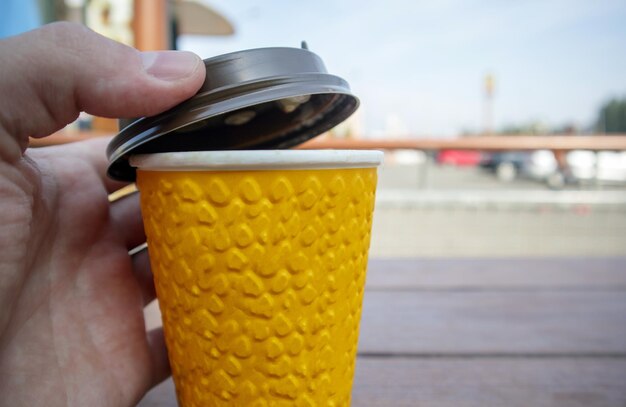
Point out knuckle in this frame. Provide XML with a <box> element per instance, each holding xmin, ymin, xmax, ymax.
<box><xmin>39</xmin><ymin>22</ymin><xmax>92</xmax><ymax>45</ymax></box>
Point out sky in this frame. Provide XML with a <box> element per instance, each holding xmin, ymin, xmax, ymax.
<box><xmin>180</xmin><ymin>0</ymin><xmax>626</xmax><ymax>137</ymax></box>
<box><xmin>0</xmin><ymin>0</ymin><xmax>40</xmax><ymax>38</ymax></box>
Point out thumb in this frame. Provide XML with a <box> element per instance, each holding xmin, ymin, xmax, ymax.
<box><xmin>0</xmin><ymin>22</ymin><xmax>206</xmax><ymax>162</ymax></box>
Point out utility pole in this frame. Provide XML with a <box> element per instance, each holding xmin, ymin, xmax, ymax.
<box><xmin>483</xmin><ymin>73</ymin><xmax>495</xmax><ymax>135</ymax></box>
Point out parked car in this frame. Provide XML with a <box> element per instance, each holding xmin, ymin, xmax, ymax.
<box><xmin>567</xmin><ymin>151</ymin><xmax>626</xmax><ymax>184</ymax></box>
<box><xmin>479</xmin><ymin>152</ymin><xmax>534</xmax><ymax>182</ymax></box>
<box><xmin>437</xmin><ymin>150</ymin><xmax>483</xmax><ymax>166</ymax></box>
<box><xmin>481</xmin><ymin>150</ymin><xmax>626</xmax><ymax>188</ymax></box>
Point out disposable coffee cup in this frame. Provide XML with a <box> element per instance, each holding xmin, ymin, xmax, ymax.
<box><xmin>131</xmin><ymin>150</ymin><xmax>382</xmax><ymax>406</ymax></box>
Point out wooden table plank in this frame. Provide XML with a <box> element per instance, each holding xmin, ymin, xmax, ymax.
<box><xmin>139</xmin><ymin>358</ymin><xmax>626</xmax><ymax>407</ymax></box>
<box><xmin>351</xmin><ymin>358</ymin><xmax>626</xmax><ymax>407</ymax></box>
<box><xmin>358</xmin><ymin>291</ymin><xmax>626</xmax><ymax>354</ymax></box>
<box><xmin>138</xmin><ymin>380</ymin><xmax>176</xmax><ymax>407</ymax></box>
<box><xmin>366</xmin><ymin>258</ymin><xmax>626</xmax><ymax>290</ymax></box>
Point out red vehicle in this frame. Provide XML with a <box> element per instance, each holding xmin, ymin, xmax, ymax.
<box><xmin>437</xmin><ymin>150</ymin><xmax>483</xmax><ymax>166</ymax></box>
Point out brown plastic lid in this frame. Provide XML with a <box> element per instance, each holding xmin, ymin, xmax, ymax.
<box><xmin>106</xmin><ymin>44</ymin><xmax>359</xmax><ymax>181</ymax></box>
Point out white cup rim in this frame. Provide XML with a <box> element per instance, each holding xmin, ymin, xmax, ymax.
<box><xmin>130</xmin><ymin>150</ymin><xmax>383</xmax><ymax>171</ymax></box>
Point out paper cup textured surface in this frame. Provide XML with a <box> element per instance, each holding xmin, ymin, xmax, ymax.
<box><xmin>136</xmin><ymin>157</ymin><xmax>378</xmax><ymax>406</ymax></box>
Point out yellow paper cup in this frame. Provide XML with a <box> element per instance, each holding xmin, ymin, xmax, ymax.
<box><xmin>131</xmin><ymin>150</ymin><xmax>383</xmax><ymax>406</ymax></box>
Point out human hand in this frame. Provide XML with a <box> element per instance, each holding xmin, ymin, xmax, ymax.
<box><xmin>0</xmin><ymin>22</ymin><xmax>205</xmax><ymax>406</ymax></box>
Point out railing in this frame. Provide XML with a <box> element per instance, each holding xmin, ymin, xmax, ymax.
<box><xmin>29</xmin><ymin>131</ymin><xmax>626</xmax><ymax>152</ymax></box>
<box><xmin>29</xmin><ymin>131</ymin><xmax>112</xmax><ymax>147</ymax></box>
<box><xmin>300</xmin><ymin>135</ymin><xmax>626</xmax><ymax>151</ymax></box>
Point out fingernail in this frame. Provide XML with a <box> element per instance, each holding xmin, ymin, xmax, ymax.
<box><xmin>141</xmin><ymin>51</ymin><xmax>201</xmax><ymax>81</ymax></box>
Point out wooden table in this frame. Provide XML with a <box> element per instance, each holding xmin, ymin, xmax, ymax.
<box><xmin>138</xmin><ymin>257</ymin><xmax>626</xmax><ymax>406</ymax></box>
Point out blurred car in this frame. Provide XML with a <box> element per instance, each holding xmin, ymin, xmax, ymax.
<box><xmin>567</xmin><ymin>151</ymin><xmax>626</xmax><ymax>184</ymax></box>
<box><xmin>480</xmin><ymin>150</ymin><xmax>562</xmax><ymax>187</ymax></box>
<box><xmin>480</xmin><ymin>150</ymin><xmax>626</xmax><ymax>188</ymax></box>
<box><xmin>479</xmin><ymin>152</ymin><xmax>535</xmax><ymax>182</ymax></box>
<box><xmin>437</xmin><ymin>150</ymin><xmax>483</xmax><ymax>166</ymax></box>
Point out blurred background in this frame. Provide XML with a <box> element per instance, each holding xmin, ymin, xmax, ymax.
<box><xmin>1</xmin><ymin>0</ymin><xmax>626</xmax><ymax>257</ymax></box>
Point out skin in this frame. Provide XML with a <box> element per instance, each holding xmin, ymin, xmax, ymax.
<box><xmin>0</xmin><ymin>22</ymin><xmax>206</xmax><ymax>406</ymax></box>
